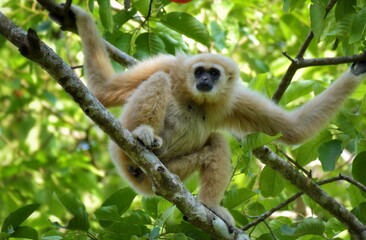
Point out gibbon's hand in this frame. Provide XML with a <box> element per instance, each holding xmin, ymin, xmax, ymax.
<box><xmin>132</xmin><ymin>125</ymin><xmax>163</xmax><ymax>150</ymax></box>
<box><xmin>351</xmin><ymin>61</ymin><xmax>366</xmax><ymax>76</ymax></box>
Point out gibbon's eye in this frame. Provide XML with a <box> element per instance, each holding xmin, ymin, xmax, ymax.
<box><xmin>209</xmin><ymin>68</ymin><xmax>220</xmax><ymax>81</ymax></box>
<box><xmin>194</xmin><ymin>67</ymin><xmax>205</xmax><ymax>78</ymax></box>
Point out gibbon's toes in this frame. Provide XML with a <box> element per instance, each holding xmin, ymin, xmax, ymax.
<box><xmin>351</xmin><ymin>61</ymin><xmax>366</xmax><ymax>76</ymax></box>
<box><xmin>132</xmin><ymin>125</ymin><xmax>163</xmax><ymax>150</ymax></box>
<box><xmin>209</xmin><ymin>205</ymin><xmax>235</xmax><ymax>227</ymax></box>
<box><xmin>151</xmin><ymin>136</ymin><xmax>163</xmax><ymax>149</ymax></box>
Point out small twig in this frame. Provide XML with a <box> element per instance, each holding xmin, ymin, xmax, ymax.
<box><xmin>282</xmin><ymin>51</ymin><xmax>296</xmax><ymax>63</ymax></box>
<box><xmin>140</xmin><ymin>0</ymin><xmax>154</xmax><ymax>28</ymax></box>
<box><xmin>70</xmin><ymin>64</ymin><xmax>83</xmax><ymax>69</ymax></box>
<box><xmin>242</xmin><ymin>191</ymin><xmax>304</xmax><ymax>231</ymax></box>
<box><xmin>277</xmin><ymin>148</ymin><xmax>311</xmax><ymax>177</ymax></box>
<box><xmin>271</xmin><ymin>0</ymin><xmax>338</xmax><ymax>103</ymax></box>
<box><xmin>318</xmin><ymin>173</ymin><xmax>366</xmax><ymax>193</ymax></box>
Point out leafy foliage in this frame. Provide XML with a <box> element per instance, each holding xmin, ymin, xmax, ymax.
<box><xmin>1</xmin><ymin>0</ymin><xmax>366</xmax><ymax>239</ymax></box>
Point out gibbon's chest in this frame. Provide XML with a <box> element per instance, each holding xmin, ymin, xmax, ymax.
<box><xmin>156</xmin><ymin>101</ymin><xmax>213</xmax><ymax>160</ymax></box>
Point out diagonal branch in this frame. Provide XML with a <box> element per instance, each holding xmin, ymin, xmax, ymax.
<box><xmin>271</xmin><ymin>0</ymin><xmax>338</xmax><ymax>103</ymax></box>
<box><xmin>253</xmin><ymin>146</ymin><xmax>366</xmax><ymax>239</ymax></box>
<box><xmin>0</xmin><ymin>11</ymin><xmax>249</xmax><ymax>240</ymax></box>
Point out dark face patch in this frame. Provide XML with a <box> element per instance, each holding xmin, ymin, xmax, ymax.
<box><xmin>194</xmin><ymin>66</ymin><xmax>221</xmax><ymax>92</ymax></box>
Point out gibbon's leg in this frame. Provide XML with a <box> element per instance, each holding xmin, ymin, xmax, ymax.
<box><xmin>165</xmin><ymin>133</ymin><xmax>234</xmax><ymax>225</ymax></box>
<box><xmin>109</xmin><ymin>72</ymin><xmax>171</xmax><ymax>195</ymax></box>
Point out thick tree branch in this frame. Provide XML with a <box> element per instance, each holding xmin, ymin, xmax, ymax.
<box><xmin>0</xmin><ymin>11</ymin><xmax>249</xmax><ymax>240</ymax></box>
<box><xmin>253</xmin><ymin>146</ymin><xmax>366</xmax><ymax>239</ymax></box>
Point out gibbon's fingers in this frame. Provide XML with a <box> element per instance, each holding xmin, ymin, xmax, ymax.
<box><xmin>351</xmin><ymin>61</ymin><xmax>366</xmax><ymax>76</ymax></box>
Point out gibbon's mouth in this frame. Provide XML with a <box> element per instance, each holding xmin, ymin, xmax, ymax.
<box><xmin>196</xmin><ymin>82</ymin><xmax>213</xmax><ymax>92</ymax></box>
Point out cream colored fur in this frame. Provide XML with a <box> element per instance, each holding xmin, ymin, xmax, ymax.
<box><xmin>71</xmin><ymin>5</ymin><xmax>366</xmax><ymax>226</ymax></box>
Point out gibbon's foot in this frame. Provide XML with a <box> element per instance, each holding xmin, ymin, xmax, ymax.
<box><xmin>209</xmin><ymin>205</ymin><xmax>235</xmax><ymax>227</ymax></box>
<box><xmin>132</xmin><ymin>125</ymin><xmax>163</xmax><ymax>150</ymax></box>
<box><xmin>351</xmin><ymin>61</ymin><xmax>366</xmax><ymax>76</ymax></box>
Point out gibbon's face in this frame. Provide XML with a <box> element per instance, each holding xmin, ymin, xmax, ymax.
<box><xmin>194</xmin><ymin>65</ymin><xmax>222</xmax><ymax>92</ymax></box>
<box><xmin>183</xmin><ymin>54</ymin><xmax>239</xmax><ymax>103</ymax></box>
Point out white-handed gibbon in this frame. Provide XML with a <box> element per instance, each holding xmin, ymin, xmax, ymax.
<box><xmin>70</xmin><ymin>6</ymin><xmax>366</xmax><ymax>225</ymax></box>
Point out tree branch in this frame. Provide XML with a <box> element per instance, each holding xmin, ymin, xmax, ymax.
<box><xmin>0</xmin><ymin>11</ymin><xmax>249</xmax><ymax>240</ymax></box>
<box><xmin>271</xmin><ymin>0</ymin><xmax>338</xmax><ymax>103</ymax></box>
<box><xmin>242</xmin><ymin>191</ymin><xmax>304</xmax><ymax>231</ymax></box>
<box><xmin>253</xmin><ymin>146</ymin><xmax>366</xmax><ymax>239</ymax></box>
<box><xmin>318</xmin><ymin>173</ymin><xmax>366</xmax><ymax>193</ymax></box>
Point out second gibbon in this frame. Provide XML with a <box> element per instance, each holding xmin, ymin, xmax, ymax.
<box><xmin>70</xmin><ymin>6</ymin><xmax>366</xmax><ymax>225</ymax></box>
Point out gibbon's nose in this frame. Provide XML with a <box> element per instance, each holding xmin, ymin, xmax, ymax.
<box><xmin>196</xmin><ymin>81</ymin><xmax>213</xmax><ymax>92</ymax></box>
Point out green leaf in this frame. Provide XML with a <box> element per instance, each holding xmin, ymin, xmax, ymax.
<box><xmin>210</xmin><ymin>21</ymin><xmax>226</xmax><ymax>50</ymax></box>
<box><xmin>281</xmin><ymin>80</ymin><xmax>317</xmax><ymax>105</ymax></box>
<box><xmin>283</xmin><ymin>0</ymin><xmax>304</xmax><ymax>12</ymax></box>
<box><xmin>352</xmin><ymin>151</ymin><xmax>366</xmax><ymax>186</ymax></box>
<box><xmin>149</xmin><ymin>227</ymin><xmax>160</xmax><ymax>240</ymax></box>
<box><xmin>347</xmin><ymin>185</ymin><xmax>365</xmax><ymax>207</ymax></box>
<box><xmin>142</xmin><ymin>196</ymin><xmax>160</xmax><ymax>218</ymax></box>
<box><xmin>310</xmin><ymin>1</ymin><xmax>325</xmax><ymax>40</ymax></box>
<box><xmin>349</xmin><ymin>7</ymin><xmax>366</xmax><ymax>44</ymax></box>
<box><xmin>1</xmin><ymin>203</ymin><xmax>40</xmax><ymax>232</ymax></box>
<box><xmin>156</xmin><ymin>206</ymin><xmax>176</xmax><ymax>227</ymax></box>
<box><xmin>125</xmin><ymin>210</ymin><xmax>152</xmax><ymax>225</ymax></box>
<box><xmin>102</xmin><ymin>188</ymin><xmax>136</xmax><ymax>215</ymax></box>
<box><xmin>132</xmin><ymin>0</ymin><xmax>150</xmax><ymax>16</ymax></box>
<box><xmin>113</xmin><ymin>9</ymin><xmax>137</xmax><ymax>30</ymax></box>
<box><xmin>245</xmin><ymin>202</ymin><xmax>266</xmax><ymax>217</ymax></box>
<box><xmin>88</xmin><ymin>0</ymin><xmax>94</xmax><ymax>12</ymax></box>
<box><xmin>294</xmin><ymin>217</ymin><xmax>325</xmax><ymax>236</ymax></box>
<box><xmin>9</xmin><ymin>226</ymin><xmax>38</xmax><ymax>240</ymax></box>
<box><xmin>56</xmin><ymin>193</ymin><xmax>86</xmax><ymax>216</ymax></box>
<box><xmin>293</xmin><ymin>130</ymin><xmax>332</xmax><ymax>166</ymax></box>
<box><xmin>161</xmin><ymin>12</ymin><xmax>210</xmax><ymax>47</ymax></box>
<box><xmin>222</xmin><ymin>188</ymin><xmax>256</xmax><ymax>209</ymax></box>
<box><xmin>135</xmin><ymin>33</ymin><xmax>165</xmax><ymax>59</ymax></box>
<box><xmin>328</xmin><ymin>16</ymin><xmax>354</xmax><ymax>39</ymax></box>
<box><xmin>325</xmin><ymin>218</ymin><xmax>345</xmax><ymax>238</ymax></box>
<box><xmin>94</xmin><ymin>205</ymin><xmax>122</xmax><ymax>222</ymax></box>
<box><xmin>106</xmin><ymin>220</ymin><xmax>149</xmax><ymax>236</ymax></box>
<box><xmin>318</xmin><ymin>139</ymin><xmax>342</xmax><ymax>172</ymax></box>
<box><xmin>283</xmin><ymin>217</ymin><xmax>325</xmax><ymax>237</ymax></box>
<box><xmin>165</xmin><ymin>221</ymin><xmax>210</xmax><ymax>240</ymax></box>
<box><xmin>55</xmin><ymin>193</ymin><xmax>90</xmax><ymax>231</ymax></box>
<box><xmin>97</xmin><ymin>0</ymin><xmax>114</xmax><ymax>32</ymax></box>
<box><xmin>335</xmin><ymin>0</ymin><xmax>357</xmax><ymax>22</ymax></box>
<box><xmin>351</xmin><ymin>202</ymin><xmax>366</xmax><ymax>225</ymax></box>
<box><xmin>259</xmin><ymin>166</ymin><xmax>285</xmax><ymax>197</ymax></box>
<box><xmin>241</xmin><ymin>132</ymin><xmax>282</xmax><ymax>152</ymax></box>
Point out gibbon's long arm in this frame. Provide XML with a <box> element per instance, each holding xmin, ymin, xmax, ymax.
<box><xmin>72</xmin><ymin>6</ymin><xmax>176</xmax><ymax>107</ymax></box>
<box><xmin>227</xmin><ymin>63</ymin><xmax>366</xmax><ymax>144</ymax></box>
